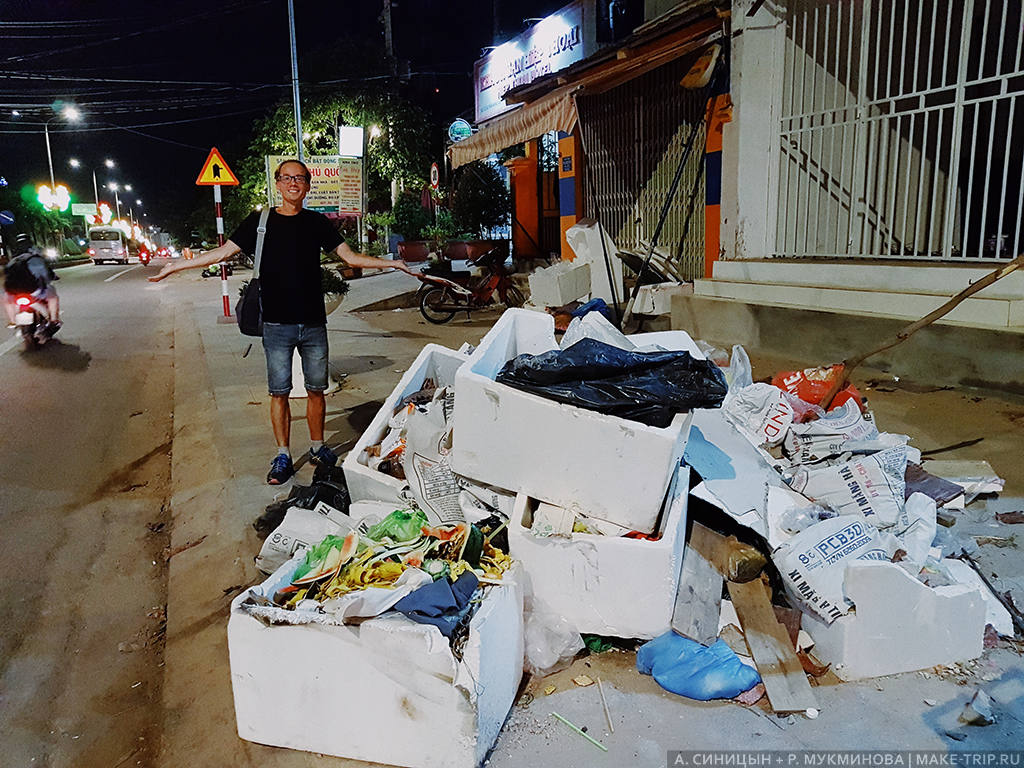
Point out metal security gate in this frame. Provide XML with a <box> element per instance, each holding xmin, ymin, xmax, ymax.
<box><xmin>577</xmin><ymin>53</ymin><xmax>707</xmax><ymax>279</ymax></box>
<box><xmin>776</xmin><ymin>0</ymin><xmax>1024</xmax><ymax>261</ymax></box>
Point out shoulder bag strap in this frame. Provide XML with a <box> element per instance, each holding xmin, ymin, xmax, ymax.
<box><xmin>252</xmin><ymin>207</ymin><xmax>271</xmax><ymax>280</ymax></box>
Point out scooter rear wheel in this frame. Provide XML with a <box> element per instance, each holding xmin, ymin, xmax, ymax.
<box><xmin>420</xmin><ymin>286</ymin><xmax>458</xmax><ymax>324</ymax></box>
<box><xmin>503</xmin><ymin>284</ymin><xmax>526</xmax><ymax>308</ymax></box>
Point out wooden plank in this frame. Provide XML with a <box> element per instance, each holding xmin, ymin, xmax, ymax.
<box><xmin>728</xmin><ymin>578</ymin><xmax>817</xmax><ymax>713</ymax></box>
<box><xmin>671</xmin><ymin>522</ymin><xmax>724</xmax><ymax>645</ymax></box>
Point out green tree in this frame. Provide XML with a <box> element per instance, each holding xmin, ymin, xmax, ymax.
<box><xmin>224</xmin><ymin>91</ymin><xmax>441</xmax><ymax>227</ymax></box>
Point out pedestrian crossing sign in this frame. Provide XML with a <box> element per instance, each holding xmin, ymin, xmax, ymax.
<box><xmin>196</xmin><ymin>147</ymin><xmax>239</xmax><ymax>186</ymax></box>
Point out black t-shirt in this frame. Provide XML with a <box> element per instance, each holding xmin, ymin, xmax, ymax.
<box><xmin>228</xmin><ymin>208</ymin><xmax>343</xmax><ymax>325</ymax></box>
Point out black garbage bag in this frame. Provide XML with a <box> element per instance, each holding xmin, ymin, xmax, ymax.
<box><xmin>495</xmin><ymin>337</ymin><xmax>727</xmax><ymax>428</ymax></box>
<box><xmin>252</xmin><ymin>469</ymin><xmax>351</xmax><ymax>540</ymax></box>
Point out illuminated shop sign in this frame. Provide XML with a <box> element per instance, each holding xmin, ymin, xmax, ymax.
<box><xmin>473</xmin><ymin>0</ymin><xmax>588</xmax><ymax>123</ymax></box>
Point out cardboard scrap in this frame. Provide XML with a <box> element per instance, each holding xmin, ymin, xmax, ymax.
<box><xmin>671</xmin><ymin>522</ymin><xmax>725</xmax><ymax>645</ymax></box>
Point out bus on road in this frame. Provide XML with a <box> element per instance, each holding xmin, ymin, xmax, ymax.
<box><xmin>88</xmin><ymin>226</ymin><xmax>138</xmax><ymax>265</ymax></box>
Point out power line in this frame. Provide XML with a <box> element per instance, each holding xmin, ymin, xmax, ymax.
<box><xmin>0</xmin><ymin>69</ymin><xmax>287</xmax><ymax>89</ymax></box>
<box><xmin>0</xmin><ymin>106</ymin><xmax>268</xmax><ymax>133</ymax></box>
<box><xmin>1</xmin><ymin>0</ymin><xmax>273</xmax><ymax>65</ymax></box>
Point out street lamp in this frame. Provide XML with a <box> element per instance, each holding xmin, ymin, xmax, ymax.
<box><xmin>106</xmin><ymin>182</ymin><xmax>122</xmax><ymax>221</ymax></box>
<box><xmin>43</xmin><ymin>105</ymin><xmax>81</xmax><ymax>190</ymax></box>
<box><xmin>69</xmin><ymin>157</ymin><xmax>116</xmax><ymax>207</ymax></box>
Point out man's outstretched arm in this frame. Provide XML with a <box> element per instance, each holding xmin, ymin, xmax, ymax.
<box><xmin>334</xmin><ymin>241</ymin><xmax>414</xmax><ymax>274</ymax></box>
<box><xmin>148</xmin><ymin>240</ymin><xmax>241</xmax><ymax>282</ymax></box>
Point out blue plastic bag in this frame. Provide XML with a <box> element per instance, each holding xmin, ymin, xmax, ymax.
<box><xmin>636</xmin><ymin>632</ymin><xmax>760</xmax><ymax>701</ymax></box>
<box><xmin>570</xmin><ymin>297</ymin><xmax>614</xmax><ymax>322</ymax></box>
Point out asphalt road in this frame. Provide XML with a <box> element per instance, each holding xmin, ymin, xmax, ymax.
<box><xmin>0</xmin><ymin>260</ymin><xmax>175</xmax><ymax>767</ymax></box>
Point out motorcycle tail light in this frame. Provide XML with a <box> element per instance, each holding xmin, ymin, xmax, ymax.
<box><xmin>88</xmin><ymin>248</ymin><xmax>95</xmax><ymax>255</ymax></box>
<box><xmin>16</xmin><ymin>297</ymin><xmax>31</xmax><ymax>307</ymax></box>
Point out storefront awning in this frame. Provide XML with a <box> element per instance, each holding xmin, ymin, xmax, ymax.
<box><xmin>448</xmin><ymin>86</ymin><xmax>578</xmax><ymax>169</ymax></box>
<box><xmin>448</xmin><ymin>11</ymin><xmax>721</xmax><ymax>170</ymax></box>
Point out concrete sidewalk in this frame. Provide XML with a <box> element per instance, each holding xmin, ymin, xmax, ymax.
<box><xmin>157</xmin><ymin>270</ymin><xmax>1024</xmax><ymax>767</ymax></box>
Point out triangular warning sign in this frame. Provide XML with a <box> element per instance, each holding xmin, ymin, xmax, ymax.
<box><xmin>196</xmin><ymin>147</ymin><xmax>239</xmax><ymax>186</ymax></box>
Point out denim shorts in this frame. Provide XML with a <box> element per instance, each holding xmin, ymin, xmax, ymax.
<box><xmin>261</xmin><ymin>323</ymin><xmax>329</xmax><ymax>395</ymax></box>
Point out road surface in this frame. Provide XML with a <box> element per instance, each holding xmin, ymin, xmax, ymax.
<box><xmin>0</xmin><ymin>260</ymin><xmax>174</xmax><ymax>767</ymax></box>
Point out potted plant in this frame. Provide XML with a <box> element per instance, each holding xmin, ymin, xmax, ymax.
<box><xmin>392</xmin><ymin>192</ymin><xmax>432</xmax><ymax>262</ymax></box>
<box><xmin>321</xmin><ymin>265</ymin><xmax>350</xmax><ymax>315</ymax></box>
<box><xmin>451</xmin><ymin>161</ymin><xmax>510</xmax><ymax>260</ymax></box>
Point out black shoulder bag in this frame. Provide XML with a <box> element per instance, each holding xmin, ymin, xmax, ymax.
<box><xmin>236</xmin><ymin>207</ymin><xmax>270</xmax><ymax>337</ymax></box>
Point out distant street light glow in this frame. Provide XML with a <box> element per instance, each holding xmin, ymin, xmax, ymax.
<box><xmin>63</xmin><ymin>106</ymin><xmax>81</xmax><ymax>121</ymax></box>
<box><xmin>69</xmin><ymin>158</ymin><xmax>81</xmax><ymax>168</ymax></box>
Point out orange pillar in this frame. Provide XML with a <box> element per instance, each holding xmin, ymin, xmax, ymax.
<box><xmin>557</xmin><ymin>130</ymin><xmax>583</xmax><ymax>261</ymax></box>
<box><xmin>505</xmin><ymin>142</ymin><xmax>541</xmax><ymax>260</ymax></box>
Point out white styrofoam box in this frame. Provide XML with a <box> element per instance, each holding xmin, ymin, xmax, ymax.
<box><xmin>510</xmin><ymin>464</ymin><xmax>690</xmax><ymax>639</ymax></box>
<box><xmin>229</xmin><ymin>561</ymin><xmax>524</xmax><ymax>768</ymax></box>
<box><xmin>802</xmin><ymin>561</ymin><xmax>986</xmax><ymax>681</ymax></box>
<box><xmin>451</xmin><ymin>308</ymin><xmax>702</xmax><ymax>533</ymax></box>
<box><xmin>343</xmin><ymin>343</ymin><xmax>468</xmax><ymax>504</ymax></box>
<box><xmin>633</xmin><ymin>282</ymin><xmax>691</xmax><ymax>316</ymax></box>
<box><xmin>527</xmin><ymin>260</ymin><xmax>591</xmax><ymax>306</ymax></box>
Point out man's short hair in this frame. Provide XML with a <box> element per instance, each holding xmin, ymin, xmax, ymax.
<box><xmin>274</xmin><ymin>159</ymin><xmax>311</xmax><ymax>181</ymax></box>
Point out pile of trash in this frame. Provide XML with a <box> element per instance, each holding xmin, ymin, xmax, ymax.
<box><xmin>228</xmin><ymin>307</ymin><xmax>1016</xmax><ymax>766</ymax></box>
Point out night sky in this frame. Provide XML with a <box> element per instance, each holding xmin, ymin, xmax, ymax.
<box><xmin>1</xmin><ymin>0</ymin><xmax>563</xmax><ymax>232</ymax></box>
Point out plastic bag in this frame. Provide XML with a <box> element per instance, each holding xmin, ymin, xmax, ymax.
<box><xmin>365</xmin><ymin>509</ymin><xmax>428</xmax><ymax>543</ymax></box>
<box><xmin>727</xmin><ymin>345</ymin><xmax>753</xmax><ymax>390</ymax></box>
<box><xmin>524</xmin><ymin>599</ymin><xmax>584</xmax><ymax>676</ymax></box>
<box><xmin>772</xmin><ymin>365</ymin><xmax>864</xmax><ymax>412</ymax></box>
<box><xmin>636</xmin><ymin>633</ymin><xmax>760</xmax><ymax>701</ymax></box>
<box><xmin>496</xmin><ymin>337</ymin><xmax>728</xmax><ymax>427</ymax></box>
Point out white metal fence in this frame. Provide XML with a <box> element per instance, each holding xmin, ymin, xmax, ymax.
<box><xmin>775</xmin><ymin>0</ymin><xmax>1024</xmax><ymax>261</ymax></box>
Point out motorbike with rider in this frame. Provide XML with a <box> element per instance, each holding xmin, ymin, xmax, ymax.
<box><xmin>3</xmin><ymin>233</ymin><xmax>62</xmax><ymax>342</ymax></box>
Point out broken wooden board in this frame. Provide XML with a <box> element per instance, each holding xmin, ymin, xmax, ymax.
<box><xmin>728</xmin><ymin>577</ymin><xmax>817</xmax><ymax>713</ymax></box>
<box><xmin>671</xmin><ymin>522</ymin><xmax>724</xmax><ymax>644</ymax></box>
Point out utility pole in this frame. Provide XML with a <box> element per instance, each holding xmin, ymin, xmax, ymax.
<box><xmin>287</xmin><ymin>0</ymin><xmax>304</xmax><ymax>162</ymax></box>
<box><xmin>382</xmin><ymin>0</ymin><xmax>396</xmax><ymax>77</ymax></box>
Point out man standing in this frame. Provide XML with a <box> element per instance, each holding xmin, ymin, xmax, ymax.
<box><xmin>150</xmin><ymin>159</ymin><xmax>413</xmax><ymax>484</ymax></box>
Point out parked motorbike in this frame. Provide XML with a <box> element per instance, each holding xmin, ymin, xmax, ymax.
<box><xmin>417</xmin><ymin>248</ymin><xmax>525</xmax><ymax>324</ymax></box>
<box><xmin>12</xmin><ymin>294</ymin><xmax>55</xmax><ymax>350</ymax></box>
<box><xmin>201</xmin><ymin>263</ymin><xmax>232</xmax><ymax>278</ymax></box>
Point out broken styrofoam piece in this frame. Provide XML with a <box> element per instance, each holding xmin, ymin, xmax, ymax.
<box><xmin>802</xmin><ymin>561</ymin><xmax>986</xmax><ymax>681</ymax></box>
<box><xmin>560</xmin><ymin>311</ymin><xmax>636</xmax><ymax>351</ymax></box>
<box><xmin>451</xmin><ymin>309</ymin><xmax>701</xmax><ymax>533</ymax></box>
<box><xmin>632</xmin><ymin>282</ymin><xmax>689</xmax><ymax>316</ymax></box>
<box><xmin>342</xmin><ymin>344</ymin><xmax>468</xmax><ymax>505</ymax></box>
<box><xmin>509</xmin><ymin>465</ymin><xmax>689</xmax><ymax>639</ymax></box>
<box><xmin>229</xmin><ymin>562</ymin><xmax>525</xmax><ymax>768</ymax></box>
<box><xmin>938</xmin><ymin>558</ymin><xmax>1014</xmax><ymax>637</ymax></box>
<box><xmin>959</xmin><ymin>690</ymin><xmax>996</xmax><ymax>726</ymax></box>
<box><xmin>527</xmin><ymin>259</ymin><xmax>591</xmax><ymax>306</ymax></box>
<box><xmin>685</xmin><ymin>409</ymin><xmax>794</xmax><ymax>543</ymax></box>
<box><xmin>565</xmin><ymin>219</ymin><xmax>624</xmax><ymax>306</ymax></box>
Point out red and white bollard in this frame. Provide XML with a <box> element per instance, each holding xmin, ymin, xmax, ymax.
<box><xmin>214</xmin><ymin>183</ymin><xmax>230</xmax><ymax>317</ymax></box>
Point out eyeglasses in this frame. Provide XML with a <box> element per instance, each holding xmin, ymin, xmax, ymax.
<box><xmin>276</xmin><ymin>174</ymin><xmax>309</xmax><ymax>184</ymax></box>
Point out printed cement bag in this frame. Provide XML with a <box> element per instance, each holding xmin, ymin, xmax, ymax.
<box><xmin>401</xmin><ymin>387</ymin><xmax>467</xmax><ymax>526</ymax></box>
<box><xmin>782</xmin><ymin>400</ymin><xmax>879</xmax><ymax>463</ymax></box>
<box><xmin>723</xmin><ymin>383</ymin><xmax>796</xmax><ymax>447</ymax></box>
<box><xmin>786</xmin><ymin>446</ymin><xmax>909</xmax><ymax>528</ymax></box>
<box><xmin>255</xmin><ymin>504</ymin><xmax>353</xmax><ymax>574</ymax></box>
<box><xmin>774</xmin><ymin>515</ymin><xmax>897</xmax><ymax>623</ymax></box>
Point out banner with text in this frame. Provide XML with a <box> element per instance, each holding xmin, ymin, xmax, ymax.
<box><xmin>266</xmin><ymin>155</ymin><xmax>362</xmax><ymax>214</ymax></box>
